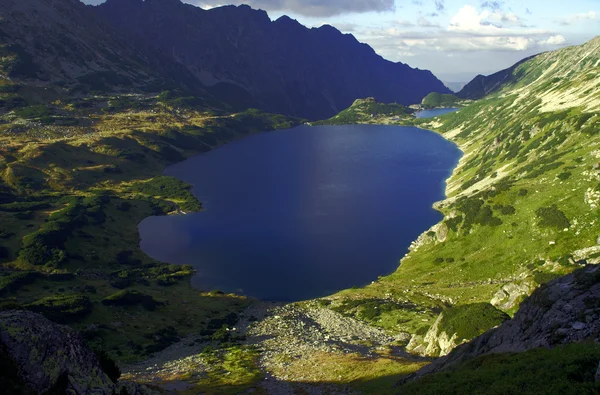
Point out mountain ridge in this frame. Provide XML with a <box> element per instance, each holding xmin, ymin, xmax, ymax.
<box><xmin>0</xmin><ymin>0</ymin><xmax>205</xmax><ymax>96</ymax></box>
<box><xmin>91</xmin><ymin>0</ymin><xmax>449</xmax><ymax>120</ymax></box>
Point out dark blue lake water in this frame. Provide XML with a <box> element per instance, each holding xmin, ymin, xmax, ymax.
<box><xmin>139</xmin><ymin>125</ymin><xmax>461</xmax><ymax>301</ymax></box>
<box><xmin>415</xmin><ymin>108</ymin><xmax>459</xmax><ymax>118</ymax></box>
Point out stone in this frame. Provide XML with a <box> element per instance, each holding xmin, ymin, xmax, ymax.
<box><xmin>571</xmin><ymin>322</ymin><xmax>586</xmax><ymax>330</ymax></box>
<box><xmin>0</xmin><ymin>310</ymin><xmax>116</xmax><ymax>394</ymax></box>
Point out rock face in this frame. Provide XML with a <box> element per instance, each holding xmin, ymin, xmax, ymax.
<box><xmin>92</xmin><ymin>0</ymin><xmax>450</xmax><ymax>120</ymax></box>
<box><xmin>0</xmin><ymin>310</ymin><xmax>116</xmax><ymax>394</ymax></box>
<box><xmin>490</xmin><ymin>280</ymin><xmax>534</xmax><ymax>311</ymax></box>
<box><xmin>407</xmin><ymin>265</ymin><xmax>600</xmax><ymax>380</ymax></box>
<box><xmin>0</xmin><ymin>310</ymin><xmax>162</xmax><ymax>395</ymax></box>
<box><xmin>406</xmin><ymin>313</ymin><xmax>459</xmax><ymax>357</ymax></box>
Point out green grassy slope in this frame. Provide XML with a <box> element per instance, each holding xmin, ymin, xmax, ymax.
<box><xmin>400</xmin><ymin>342</ymin><xmax>600</xmax><ymax>395</ymax></box>
<box><xmin>314</xmin><ymin>97</ymin><xmax>415</xmax><ymax>125</ymax></box>
<box><xmin>324</xmin><ymin>37</ymin><xmax>600</xmax><ymax>354</ymax></box>
<box><xmin>0</xmin><ymin>87</ymin><xmax>301</xmax><ymax>361</ymax></box>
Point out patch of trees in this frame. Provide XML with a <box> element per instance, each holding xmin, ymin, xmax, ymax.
<box><xmin>129</xmin><ymin>176</ymin><xmax>201</xmax><ymax>212</ymax></box>
<box><xmin>18</xmin><ymin>194</ymin><xmax>110</xmax><ymax>267</ymax></box>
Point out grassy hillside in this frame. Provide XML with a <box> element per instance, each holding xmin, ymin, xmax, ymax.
<box><xmin>322</xmin><ymin>37</ymin><xmax>600</xmax><ymax>355</ymax></box>
<box><xmin>0</xmin><ymin>87</ymin><xmax>301</xmax><ymax>361</ymax></box>
<box><xmin>401</xmin><ymin>342</ymin><xmax>600</xmax><ymax>394</ymax></box>
<box><xmin>421</xmin><ymin>92</ymin><xmax>461</xmax><ymax>109</ymax></box>
<box><xmin>314</xmin><ymin>97</ymin><xmax>415</xmax><ymax>125</ymax></box>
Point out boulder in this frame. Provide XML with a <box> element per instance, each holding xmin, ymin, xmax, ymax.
<box><xmin>0</xmin><ymin>310</ymin><xmax>116</xmax><ymax>394</ymax></box>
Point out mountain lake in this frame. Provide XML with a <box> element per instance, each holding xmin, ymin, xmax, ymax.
<box><xmin>139</xmin><ymin>123</ymin><xmax>461</xmax><ymax>301</ymax></box>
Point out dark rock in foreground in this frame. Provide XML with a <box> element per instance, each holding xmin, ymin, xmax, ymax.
<box><xmin>0</xmin><ymin>310</ymin><xmax>162</xmax><ymax>394</ymax></box>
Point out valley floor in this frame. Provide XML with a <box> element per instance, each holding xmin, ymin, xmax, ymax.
<box><xmin>122</xmin><ymin>301</ymin><xmax>428</xmax><ymax>394</ymax></box>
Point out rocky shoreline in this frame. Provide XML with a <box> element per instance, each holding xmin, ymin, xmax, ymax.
<box><xmin>122</xmin><ymin>301</ymin><xmax>428</xmax><ymax>394</ymax></box>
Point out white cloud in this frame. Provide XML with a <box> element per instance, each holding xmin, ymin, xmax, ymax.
<box><xmin>449</xmin><ymin>5</ymin><xmax>491</xmax><ymax>33</ymax></box>
<box><xmin>448</xmin><ymin>5</ymin><xmax>527</xmax><ymax>34</ymax></box>
<box><xmin>418</xmin><ymin>16</ymin><xmax>440</xmax><ymax>28</ymax></box>
<box><xmin>397</xmin><ymin>18</ymin><xmax>415</xmax><ymax>27</ymax></box>
<box><xmin>540</xmin><ymin>35</ymin><xmax>566</xmax><ymax>45</ymax></box>
<box><xmin>558</xmin><ymin>11</ymin><xmax>598</xmax><ymax>26</ymax></box>
<box><xmin>360</xmin><ymin>5</ymin><xmax>568</xmax><ymax>55</ymax></box>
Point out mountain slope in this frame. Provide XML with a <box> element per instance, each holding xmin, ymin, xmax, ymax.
<box><xmin>0</xmin><ymin>0</ymin><xmax>203</xmax><ymax>95</ymax></box>
<box><xmin>92</xmin><ymin>0</ymin><xmax>449</xmax><ymax>120</ymax></box>
<box><xmin>456</xmin><ymin>54</ymin><xmax>538</xmax><ymax>100</ymax></box>
<box><xmin>407</xmin><ymin>264</ymin><xmax>600</xmax><ymax>380</ymax></box>
<box><xmin>324</xmin><ymin>36</ymin><xmax>600</xmax><ymax>358</ymax></box>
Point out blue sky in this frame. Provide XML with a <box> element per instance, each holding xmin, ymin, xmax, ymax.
<box><xmin>83</xmin><ymin>0</ymin><xmax>600</xmax><ymax>82</ymax></box>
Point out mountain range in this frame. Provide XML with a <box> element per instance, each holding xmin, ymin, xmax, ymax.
<box><xmin>2</xmin><ymin>0</ymin><xmax>600</xmax><ymax>393</ymax></box>
<box><xmin>0</xmin><ymin>0</ymin><xmax>449</xmax><ymax>120</ymax></box>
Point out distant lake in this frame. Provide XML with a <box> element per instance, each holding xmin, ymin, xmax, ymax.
<box><xmin>416</xmin><ymin>108</ymin><xmax>459</xmax><ymax>118</ymax></box>
<box><xmin>139</xmin><ymin>125</ymin><xmax>461</xmax><ymax>301</ymax></box>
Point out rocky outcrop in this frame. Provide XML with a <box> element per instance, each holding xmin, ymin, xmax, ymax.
<box><xmin>0</xmin><ymin>310</ymin><xmax>162</xmax><ymax>395</ymax></box>
<box><xmin>405</xmin><ymin>265</ymin><xmax>600</xmax><ymax>381</ymax></box>
<box><xmin>490</xmin><ymin>280</ymin><xmax>534</xmax><ymax>311</ymax></box>
<box><xmin>406</xmin><ymin>313</ymin><xmax>459</xmax><ymax>357</ymax></box>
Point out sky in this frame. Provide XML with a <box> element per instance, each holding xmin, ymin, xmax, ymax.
<box><xmin>82</xmin><ymin>0</ymin><xmax>600</xmax><ymax>82</ymax></box>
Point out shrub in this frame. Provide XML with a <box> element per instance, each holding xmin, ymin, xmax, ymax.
<box><xmin>439</xmin><ymin>303</ymin><xmax>509</xmax><ymax>341</ymax></box>
<box><xmin>102</xmin><ymin>290</ymin><xmax>160</xmax><ymax>311</ymax></box>
<box><xmin>557</xmin><ymin>172</ymin><xmax>572</xmax><ymax>181</ymax></box>
<box><xmin>444</xmin><ymin>216</ymin><xmax>463</xmax><ymax>232</ymax></box>
<box><xmin>0</xmin><ymin>271</ymin><xmax>38</xmax><ymax>294</ymax></box>
<box><xmin>19</xmin><ymin>234</ymin><xmax>67</xmax><ymax>267</ymax></box>
<box><xmin>474</xmin><ymin>206</ymin><xmax>502</xmax><ymax>226</ymax></box>
<box><xmin>534</xmin><ymin>271</ymin><xmax>561</xmax><ymax>285</ymax></box>
<box><xmin>26</xmin><ymin>294</ymin><xmax>92</xmax><ymax>323</ymax></box>
<box><xmin>536</xmin><ymin>205</ymin><xmax>570</xmax><ymax>229</ymax></box>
